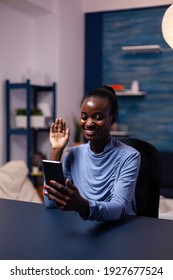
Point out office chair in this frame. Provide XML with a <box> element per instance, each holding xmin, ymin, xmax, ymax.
<box><xmin>117</xmin><ymin>137</ymin><xmax>161</xmax><ymax>218</ymax></box>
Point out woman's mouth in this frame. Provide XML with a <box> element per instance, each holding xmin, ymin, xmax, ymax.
<box><xmin>83</xmin><ymin>129</ymin><xmax>97</xmax><ymax>137</ymax></box>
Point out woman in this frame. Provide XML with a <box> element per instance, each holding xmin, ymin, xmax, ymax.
<box><xmin>43</xmin><ymin>86</ymin><xmax>141</xmax><ymax>221</ymax></box>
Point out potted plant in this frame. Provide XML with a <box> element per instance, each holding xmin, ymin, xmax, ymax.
<box><xmin>15</xmin><ymin>107</ymin><xmax>45</xmax><ymax>128</ymax></box>
<box><xmin>30</xmin><ymin>107</ymin><xmax>45</xmax><ymax>128</ymax></box>
<box><xmin>15</xmin><ymin>108</ymin><xmax>27</xmax><ymax>128</ymax></box>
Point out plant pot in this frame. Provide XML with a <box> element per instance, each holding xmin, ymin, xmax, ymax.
<box><xmin>30</xmin><ymin>116</ymin><xmax>45</xmax><ymax>128</ymax></box>
<box><xmin>15</xmin><ymin>116</ymin><xmax>27</xmax><ymax>128</ymax></box>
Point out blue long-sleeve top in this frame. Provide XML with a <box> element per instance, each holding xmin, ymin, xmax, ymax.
<box><xmin>44</xmin><ymin>137</ymin><xmax>141</xmax><ymax>221</ymax></box>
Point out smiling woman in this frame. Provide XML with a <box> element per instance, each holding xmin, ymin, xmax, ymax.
<box><xmin>43</xmin><ymin>86</ymin><xmax>141</xmax><ymax>222</ymax></box>
<box><xmin>79</xmin><ymin>86</ymin><xmax>118</xmax><ymax>153</ymax></box>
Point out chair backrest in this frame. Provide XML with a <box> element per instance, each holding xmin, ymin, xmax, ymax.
<box><xmin>117</xmin><ymin>137</ymin><xmax>161</xmax><ymax>218</ymax></box>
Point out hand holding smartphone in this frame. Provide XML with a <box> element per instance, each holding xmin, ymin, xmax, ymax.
<box><xmin>42</xmin><ymin>159</ymin><xmax>65</xmax><ymax>186</ymax></box>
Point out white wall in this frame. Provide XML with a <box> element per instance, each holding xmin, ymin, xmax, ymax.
<box><xmin>34</xmin><ymin>0</ymin><xmax>84</xmax><ymax>157</ymax></box>
<box><xmin>0</xmin><ymin>0</ymin><xmax>84</xmax><ymax>165</ymax></box>
<box><xmin>0</xmin><ymin>1</ymin><xmax>35</xmax><ymax>165</ymax></box>
<box><xmin>0</xmin><ymin>0</ymin><xmax>172</xmax><ymax>165</ymax></box>
<box><xmin>57</xmin><ymin>0</ymin><xmax>84</xmax><ymax>123</ymax></box>
<box><xmin>33</xmin><ymin>0</ymin><xmax>84</xmax><ymax>129</ymax></box>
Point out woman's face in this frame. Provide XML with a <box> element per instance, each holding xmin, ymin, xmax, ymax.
<box><xmin>80</xmin><ymin>97</ymin><xmax>113</xmax><ymax>143</ymax></box>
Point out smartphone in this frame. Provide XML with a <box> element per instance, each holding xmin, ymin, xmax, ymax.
<box><xmin>42</xmin><ymin>159</ymin><xmax>65</xmax><ymax>186</ymax></box>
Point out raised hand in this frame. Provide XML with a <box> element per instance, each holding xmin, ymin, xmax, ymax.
<box><xmin>49</xmin><ymin>118</ymin><xmax>70</xmax><ymax>161</ymax></box>
<box><xmin>50</xmin><ymin>118</ymin><xmax>70</xmax><ymax>149</ymax></box>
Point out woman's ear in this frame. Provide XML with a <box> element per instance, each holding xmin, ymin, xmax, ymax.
<box><xmin>111</xmin><ymin>115</ymin><xmax>117</xmax><ymax>125</ymax></box>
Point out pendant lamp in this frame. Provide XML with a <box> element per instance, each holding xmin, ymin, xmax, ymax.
<box><xmin>162</xmin><ymin>4</ymin><xmax>173</xmax><ymax>49</ymax></box>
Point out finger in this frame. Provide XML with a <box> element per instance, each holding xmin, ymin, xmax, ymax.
<box><xmin>50</xmin><ymin>122</ymin><xmax>55</xmax><ymax>133</ymax></box>
<box><xmin>62</xmin><ymin>122</ymin><xmax>66</xmax><ymax>133</ymax></box>
<box><xmin>55</xmin><ymin>117</ymin><xmax>62</xmax><ymax>124</ymax></box>
<box><xmin>50</xmin><ymin>119</ymin><xmax>60</xmax><ymax>133</ymax></box>
<box><xmin>66</xmin><ymin>179</ymin><xmax>77</xmax><ymax>191</ymax></box>
<box><xmin>54</xmin><ymin>118</ymin><xmax>62</xmax><ymax>131</ymax></box>
<box><xmin>45</xmin><ymin>184</ymin><xmax>70</xmax><ymax>202</ymax></box>
<box><xmin>56</xmin><ymin>118</ymin><xmax>62</xmax><ymax>131</ymax></box>
<box><xmin>65</xmin><ymin>128</ymin><xmax>70</xmax><ymax>139</ymax></box>
<box><xmin>48</xmin><ymin>194</ymin><xmax>67</xmax><ymax>208</ymax></box>
<box><xmin>50</xmin><ymin>180</ymin><xmax>69</xmax><ymax>195</ymax></box>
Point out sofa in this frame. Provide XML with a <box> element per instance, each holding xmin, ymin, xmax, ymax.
<box><xmin>0</xmin><ymin>160</ymin><xmax>42</xmax><ymax>203</ymax></box>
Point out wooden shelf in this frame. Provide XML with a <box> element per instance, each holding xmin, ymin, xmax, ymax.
<box><xmin>116</xmin><ymin>90</ymin><xmax>146</xmax><ymax>96</ymax></box>
<box><xmin>110</xmin><ymin>131</ymin><xmax>130</xmax><ymax>137</ymax></box>
<box><xmin>121</xmin><ymin>45</ymin><xmax>162</xmax><ymax>53</ymax></box>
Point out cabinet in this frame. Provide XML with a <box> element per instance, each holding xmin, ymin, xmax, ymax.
<box><xmin>5</xmin><ymin>79</ymin><xmax>56</xmax><ymax>174</ymax></box>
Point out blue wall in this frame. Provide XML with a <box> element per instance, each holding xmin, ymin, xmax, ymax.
<box><xmin>85</xmin><ymin>6</ymin><xmax>173</xmax><ymax>151</ymax></box>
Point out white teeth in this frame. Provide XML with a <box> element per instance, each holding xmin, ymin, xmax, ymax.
<box><xmin>84</xmin><ymin>129</ymin><xmax>96</xmax><ymax>135</ymax></box>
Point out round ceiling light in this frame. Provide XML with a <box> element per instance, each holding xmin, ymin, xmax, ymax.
<box><xmin>162</xmin><ymin>4</ymin><xmax>173</xmax><ymax>49</ymax></box>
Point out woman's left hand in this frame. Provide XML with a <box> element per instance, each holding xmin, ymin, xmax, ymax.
<box><xmin>43</xmin><ymin>179</ymin><xmax>89</xmax><ymax>218</ymax></box>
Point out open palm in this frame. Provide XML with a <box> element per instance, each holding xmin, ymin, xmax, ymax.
<box><xmin>50</xmin><ymin>118</ymin><xmax>70</xmax><ymax>150</ymax></box>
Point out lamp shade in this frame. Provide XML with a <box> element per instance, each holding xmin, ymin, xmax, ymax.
<box><xmin>162</xmin><ymin>4</ymin><xmax>173</xmax><ymax>49</ymax></box>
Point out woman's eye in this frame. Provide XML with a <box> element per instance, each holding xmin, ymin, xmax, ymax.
<box><xmin>81</xmin><ymin>114</ymin><xmax>87</xmax><ymax>120</ymax></box>
<box><xmin>95</xmin><ymin>115</ymin><xmax>102</xmax><ymax>121</ymax></box>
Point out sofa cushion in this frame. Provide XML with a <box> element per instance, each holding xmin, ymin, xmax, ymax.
<box><xmin>0</xmin><ymin>160</ymin><xmax>42</xmax><ymax>203</ymax></box>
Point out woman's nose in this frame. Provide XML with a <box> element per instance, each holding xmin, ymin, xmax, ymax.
<box><xmin>85</xmin><ymin>118</ymin><xmax>94</xmax><ymax>127</ymax></box>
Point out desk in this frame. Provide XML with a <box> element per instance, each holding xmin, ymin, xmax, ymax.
<box><xmin>0</xmin><ymin>198</ymin><xmax>173</xmax><ymax>260</ymax></box>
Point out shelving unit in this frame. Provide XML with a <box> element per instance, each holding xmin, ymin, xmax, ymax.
<box><xmin>5</xmin><ymin>79</ymin><xmax>56</xmax><ymax>174</ymax></box>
